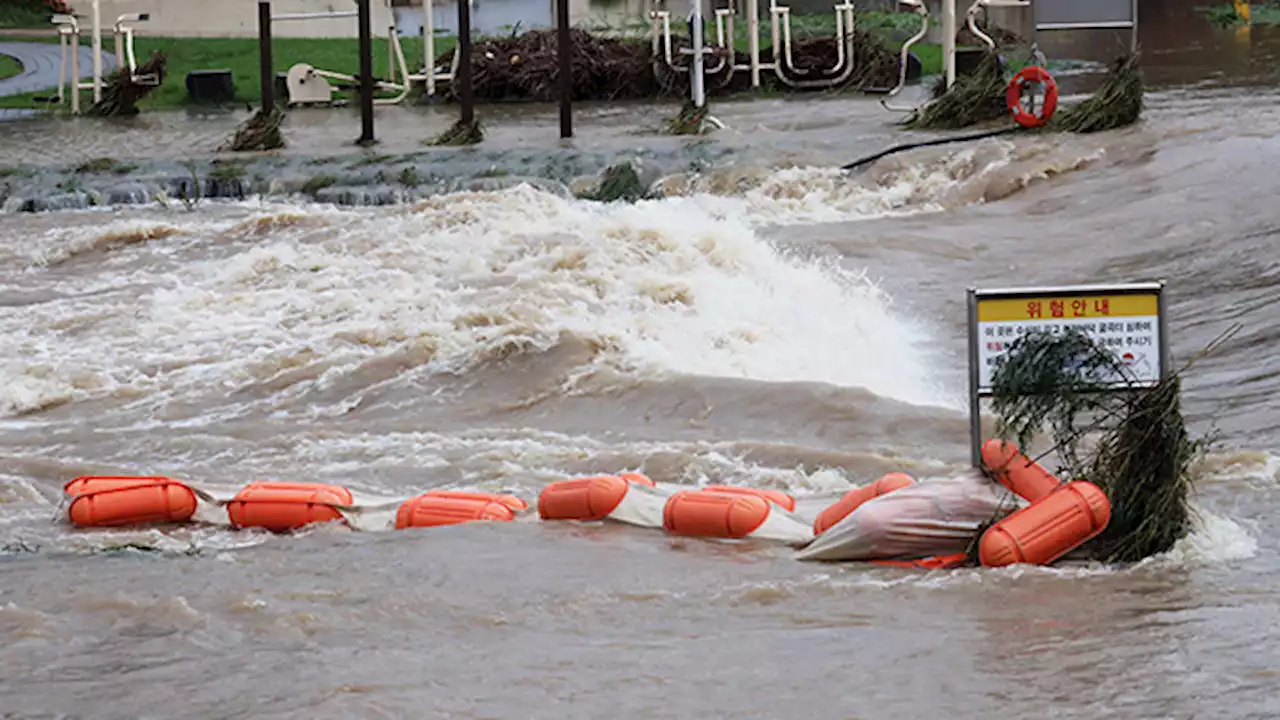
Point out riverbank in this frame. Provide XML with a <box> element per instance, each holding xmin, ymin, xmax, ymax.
<box><xmin>0</xmin><ymin>11</ymin><xmax>969</xmax><ymax>112</ymax></box>
<box><xmin>0</xmin><ymin>89</ymin><xmax>982</xmax><ymax>213</ymax></box>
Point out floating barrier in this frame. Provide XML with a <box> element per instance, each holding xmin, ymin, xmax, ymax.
<box><xmin>54</xmin><ymin>462</ymin><xmax>1113</xmax><ymax>571</ymax></box>
<box><xmin>871</xmin><ymin>553</ymin><xmax>969</xmax><ymax>570</ymax></box>
<box><xmin>420</xmin><ymin>489</ymin><xmax>528</xmax><ymax>513</ymax></box>
<box><xmin>396</xmin><ymin>493</ymin><xmax>516</xmax><ymax>529</ymax></box>
<box><xmin>700</xmin><ymin>485</ymin><xmax>796</xmax><ymax>512</ymax></box>
<box><xmin>618</xmin><ymin>472</ymin><xmax>656</xmax><ymax>488</ymax></box>
<box><xmin>663</xmin><ymin>490</ymin><xmax>771</xmax><ymax>539</ymax></box>
<box><xmin>226</xmin><ymin>481</ymin><xmax>355</xmax><ymax>532</ymax></box>
<box><xmin>64</xmin><ymin>476</ymin><xmax>198</xmax><ymax>528</ymax></box>
<box><xmin>812</xmin><ymin>472</ymin><xmax>915</xmax><ymax>536</ymax></box>
<box><xmin>980</xmin><ymin>439</ymin><xmax>1062</xmax><ymax>503</ymax></box>
<box><xmin>537</xmin><ymin>475</ymin><xmax>634</xmax><ymax>522</ymax></box>
<box><xmin>979</xmin><ymin>481</ymin><xmax>1112</xmax><ymax>567</ymax></box>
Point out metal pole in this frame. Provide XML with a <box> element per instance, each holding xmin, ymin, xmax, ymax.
<box><xmin>691</xmin><ymin>0</ymin><xmax>705</xmax><ymax>107</ymax></box>
<box><xmin>457</xmin><ymin>0</ymin><xmax>474</xmax><ymax>126</ymax></box>
<box><xmin>258</xmin><ymin>1</ymin><xmax>274</xmax><ymax>113</ymax></box>
<box><xmin>388</xmin><ymin>26</ymin><xmax>397</xmax><ymax>84</ymax></box>
<box><xmin>1156</xmin><ymin>281</ymin><xmax>1170</xmax><ymax>381</ymax></box>
<box><xmin>1130</xmin><ymin>0</ymin><xmax>1139</xmax><ymax>52</ymax></box>
<box><xmin>967</xmin><ymin>287</ymin><xmax>982</xmax><ymax>468</ymax></box>
<box><xmin>358</xmin><ymin>0</ymin><xmax>376</xmax><ymax>144</ymax></box>
<box><xmin>748</xmin><ymin>0</ymin><xmax>760</xmax><ymax>87</ymax></box>
<box><xmin>943</xmin><ymin>0</ymin><xmax>956</xmax><ymax>89</ymax></box>
<box><xmin>425</xmin><ymin>0</ymin><xmax>436</xmax><ymax>96</ymax></box>
<box><xmin>70</xmin><ymin>29</ymin><xmax>81</xmax><ymax>114</ymax></box>
<box><xmin>557</xmin><ymin>0</ymin><xmax>572</xmax><ymax>138</ymax></box>
<box><xmin>91</xmin><ymin>0</ymin><xmax>102</xmax><ymax>102</ymax></box>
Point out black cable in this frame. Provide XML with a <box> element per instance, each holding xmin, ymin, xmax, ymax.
<box><xmin>840</xmin><ymin>126</ymin><xmax>1023</xmax><ymax>173</ymax></box>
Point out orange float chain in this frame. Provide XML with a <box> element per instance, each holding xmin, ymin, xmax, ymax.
<box><xmin>700</xmin><ymin>485</ymin><xmax>796</xmax><ymax>512</ymax></box>
<box><xmin>981</xmin><ymin>439</ymin><xmax>1062</xmax><ymax>503</ymax></box>
<box><xmin>64</xmin><ymin>476</ymin><xmax>198</xmax><ymax>528</ymax></box>
<box><xmin>396</xmin><ymin>493</ymin><xmax>516</xmax><ymax>529</ymax></box>
<box><xmin>537</xmin><ymin>473</ymin><xmax>657</xmax><ymax>521</ymax></box>
<box><xmin>662</xmin><ymin>491</ymin><xmax>771</xmax><ymax>539</ymax></box>
<box><xmin>227</xmin><ymin>481</ymin><xmax>355</xmax><ymax>532</ymax></box>
<box><xmin>618</xmin><ymin>472</ymin><xmax>656</xmax><ymax>487</ymax></box>
<box><xmin>813</xmin><ymin>472</ymin><xmax>916</xmax><ymax>536</ymax></box>
<box><xmin>871</xmin><ymin>553</ymin><xmax>969</xmax><ymax>570</ymax></box>
<box><xmin>979</xmin><ymin>481</ymin><xmax>1111</xmax><ymax>567</ymax></box>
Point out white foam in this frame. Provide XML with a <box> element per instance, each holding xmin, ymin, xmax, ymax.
<box><xmin>1</xmin><ymin>175</ymin><xmax>964</xmax><ymax>421</ymax></box>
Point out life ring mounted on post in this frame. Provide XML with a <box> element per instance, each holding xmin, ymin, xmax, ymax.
<box><xmin>1006</xmin><ymin>66</ymin><xmax>1059</xmax><ymax>129</ymax></box>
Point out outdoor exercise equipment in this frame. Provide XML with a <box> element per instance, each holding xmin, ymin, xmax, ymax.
<box><xmin>878</xmin><ymin>0</ymin><xmax>930</xmax><ymax>111</ymax></box>
<box><xmin>256</xmin><ymin>0</ymin><xmax>376</xmax><ymax>145</ymax></box>
<box><xmin>881</xmin><ymin>0</ymin><xmax>1140</xmax><ymax>115</ymax></box>
<box><xmin>51</xmin><ymin>0</ymin><xmax>151</xmax><ymax>115</ymax></box>
<box><xmin>648</xmin><ymin>0</ymin><xmax>858</xmax><ymax>90</ymax></box>
<box><xmin>280</xmin><ymin>0</ymin><xmax>456</xmax><ymax>106</ymax></box>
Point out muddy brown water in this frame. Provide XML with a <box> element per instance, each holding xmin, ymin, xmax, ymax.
<box><xmin>2</xmin><ymin>11</ymin><xmax>1280</xmax><ymax>720</ymax></box>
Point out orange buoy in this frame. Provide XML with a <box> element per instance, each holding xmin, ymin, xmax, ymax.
<box><xmin>662</xmin><ymin>490</ymin><xmax>771</xmax><ymax>539</ymax></box>
<box><xmin>396</xmin><ymin>494</ymin><xmax>517</xmax><ymax>529</ymax></box>
<box><xmin>226</xmin><ymin>481</ymin><xmax>354</xmax><ymax>532</ymax></box>
<box><xmin>700</xmin><ymin>485</ymin><xmax>796</xmax><ymax>512</ymax></box>
<box><xmin>538</xmin><ymin>475</ymin><xmax>630</xmax><ymax>521</ymax></box>
<box><xmin>424</xmin><ymin>489</ymin><xmax>528</xmax><ymax>513</ymax></box>
<box><xmin>871</xmin><ymin>553</ymin><xmax>969</xmax><ymax>570</ymax></box>
<box><xmin>979</xmin><ymin>481</ymin><xmax>1111</xmax><ymax>567</ymax></box>
<box><xmin>1006</xmin><ymin>65</ymin><xmax>1059</xmax><ymax>128</ymax></box>
<box><xmin>64</xmin><ymin>476</ymin><xmax>197</xmax><ymax>528</ymax></box>
<box><xmin>813</xmin><ymin>472</ymin><xmax>916</xmax><ymax>536</ymax></box>
<box><xmin>981</xmin><ymin>439</ymin><xmax>1062</xmax><ymax>503</ymax></box>
<box><xmin>619</xmin><ymin>472</ymin><xmax>656</xmax><ymax>487</ymax></box>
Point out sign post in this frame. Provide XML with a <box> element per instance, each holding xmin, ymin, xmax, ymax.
<box><xmin>966</xmin><ymin>281</ymin><xmax>1170</xmax><ymax>467</ymax></box>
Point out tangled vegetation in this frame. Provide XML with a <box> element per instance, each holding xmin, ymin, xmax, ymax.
<box><xmin>986</xmin><ymin>326</ymin><xmax>1234</xmax><ymax>563</ymax></box>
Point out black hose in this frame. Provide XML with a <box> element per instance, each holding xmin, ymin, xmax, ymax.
<box><xmin>840</xmin><ymin>126</ymin><xmax>1023</xmax><ymax>173</ymax></box>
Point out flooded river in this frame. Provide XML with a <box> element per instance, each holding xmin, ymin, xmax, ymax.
<box><xmin>2</xmin><ymin>8</ymin><xmax>1280</xmax><ymax>720</ymax></box>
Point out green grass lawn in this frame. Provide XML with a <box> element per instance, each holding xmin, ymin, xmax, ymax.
<box><xmin>0</xmin><ymin>53</ymin><xmax>22</xmax><ymax>81</ymax></box>
<box><xmin>0</xmin><ymin>2</ymin><xmax>53</xmax><ymax>30</ymax></box>
<box><xmin>0</xmin><ymin>11</ymin><xmax>961</xmax><ymax>112</ymax></box>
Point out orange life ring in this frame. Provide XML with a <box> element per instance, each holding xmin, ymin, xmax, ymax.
<box><xmin>1006</xmin><ymin>66</ymin><xmax>1059</xmax><ymax>128</ymax></box>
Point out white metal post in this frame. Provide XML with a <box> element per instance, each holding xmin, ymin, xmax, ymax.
<box><xmin>92</xmin><ymin>0</ymin><xmax>103</xmax><ymax>102</ymax></box>
<box><xmin>425</xmin><ymin>0</ymin><xmax>436</xmax><ymax>95</ymax></box>
<box><xmin>70</xmin><ymin>30</ymin><xmax>81</xmax><ymax>114</ymax></box>
<box><xmin>942</xmin><ymin>0</ymin><xmax>956</xmax><ymax>89</ymax></box>
<box><xmin>691</xmin><ymin>0</ymin><xmax>705</xmax><ymax>107</ymax></box>
<box><xmin>748</xmin><ymin>0</ymin><xmax>760</xmax><ymax>87</ymax></box>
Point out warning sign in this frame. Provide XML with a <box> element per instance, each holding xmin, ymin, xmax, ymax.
<box><xmin>965</xmin><ymin>281</ymin><xmax>1169</xmax><ymax>468</ymax></box>
<box><xmin>974</xmin><ymin>289</ymin><xmax>1163</xmax><ymax>392</ymax></box>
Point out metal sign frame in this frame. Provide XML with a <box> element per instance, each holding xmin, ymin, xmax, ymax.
<box><xmin>1034</xmin><ymin>0</ymin><xmax>1139</xmax><ymax>52</ymax></box>
<box><xmin>966</xmin><ymin>281</ymin><xmax>1170</xmax><ymax>467</ymax></box>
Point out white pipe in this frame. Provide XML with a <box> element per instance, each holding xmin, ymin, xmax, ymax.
<box><xmin>770</xmin><ymin>1</ymin><xmax>779</xmax><ymax>63</ymax></box>
<box><xmin>425</xmin><ymin>0</ymin><xmax>436</xmax><ymax>95</ymax></box>
<box><xmin>272</xmin><ymin>11</ymin><xmax>359</xmax><ymax>21</ymax></box>
<box><xmin>943</xmin><ymin>0</ymin><xmax>956</xmax><ymax>89</ymax></box>
<box><xmin>691</xmin><ymin>0</ymin><xmax>705</xmax><ymax>108</ymax></box>
<box><xmin>57</xmin><ymin>31</ymin><xmax>67</xmax><ymax>103</ymax></box>
<box><xmin>748</xmin><ymin>0</ymin><xmax>759</xmax><ymax>87</ymax></box>
<box><xmin>92</xmin><ymin>0</ymin><xmax>102</xmax><ymax>103</ymax></box>
<box><xmin>71</xmin><ymin>27</ymin><xmax>81</xmax><ymax>114</ymax></box>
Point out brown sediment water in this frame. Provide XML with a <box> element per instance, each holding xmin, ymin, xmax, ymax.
<box><xmin>1</xmin><ymin>7</ymin><xmax>1278</xmax><ymax>719</ymax></box>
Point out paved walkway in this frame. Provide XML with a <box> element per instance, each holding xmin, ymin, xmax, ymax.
<box><xmin>0</xmin><ymin>39</ymin><xmax>117</xmax><ymax>98</ymax></box>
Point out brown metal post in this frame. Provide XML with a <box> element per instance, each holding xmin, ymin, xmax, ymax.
<box><xmin>258</xmin><ymin>1</ymin><xmax>274</xmax><ymax>113</ymax></box>
<box><xmin>357</xmin><ymin>0</ymin><xmax>375</xmax><ymax>144</ymax></box>
<box><xmin>458</xmin><ymin>0</ymin><xmax>474</xmax><ymax>125</ymax></box>
<box><xmin>557</xmin><ymin>0</ymin><xmax>572</xmax><ymax>138</ymax></box>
